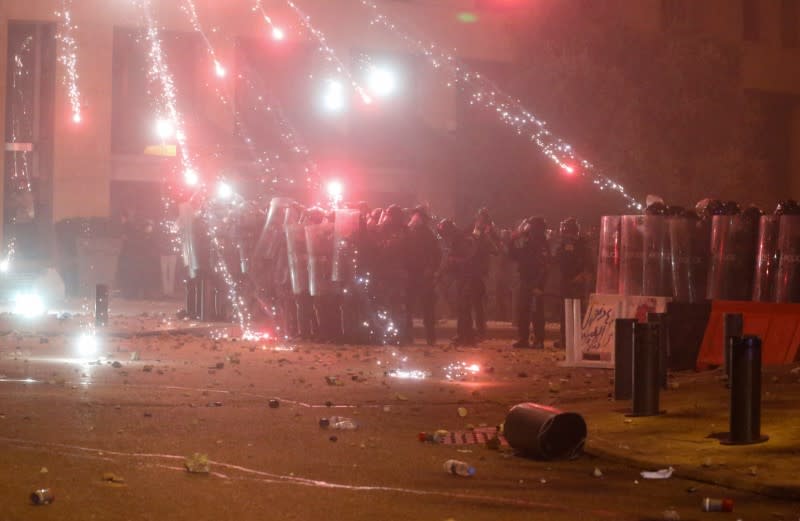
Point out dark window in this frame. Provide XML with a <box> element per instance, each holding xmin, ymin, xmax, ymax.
<box><xmin>111</xmin><ymin>27</ymin><xmax>201</xmax><ymax>155</ymax></box>
<box><xmin>3</xmin><ymin>22</ymin><xmax>56</xmax><ymax>260</ymax></box>
<box><xmin>742</xmin><ymin>0</ymin><xmax>760</xmax><ymax>42</ymax></box>
<box><xmin>781</xmin><ymin>0</ymin><xmax>799</xmax><ymax>48</ymax></box>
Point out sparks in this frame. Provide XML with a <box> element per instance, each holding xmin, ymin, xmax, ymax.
<box><xmin>56</xmin><ymin>0</ymin><xmax>82</xmax><ymax>125</ymax></box>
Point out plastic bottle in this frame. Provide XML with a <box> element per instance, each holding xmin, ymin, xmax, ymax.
<box><xmin>30</xmin><ymin>489</ymin><xmax>54</xmax><ymax>505</ymax></box>
<box><xmin>329</xmin><ymin>416</ymin><xmax>358</xmax><ymax>430</ymax></box>
<box><xmin>443</xmin><ymin>459</ymin><xmax>475</xmax><ymax>477</ymax></box>
<box><xmin>701</xmin><ymin>498</ymin><xmax>733</xmax><ymax>512</ymax></box>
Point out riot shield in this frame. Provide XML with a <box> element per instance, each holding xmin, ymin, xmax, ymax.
<box><xmin>668</xmin><ymin>216</ymin><xmax>710</xmax><ymax>302</ymax></box>
<box><xmin>706</xmin><ymin>215</ymin><xmax>758</xmax><ymax>301</ymax></box>
<box><xmin>305</xmin><ymin>223</ymin><xmax>336</xmax><ymax>297</ymax></box>
<box><xmin>187</xmin><ymin>213</ymin><xmax>212</xmax><ymax>279</ymax></box>
<box><xmin>595</xmin><ymin>216</ymin><xmax>620</xmax><ymax>295</ymax></box>
<box><xmin>775</xmin><ymin>215</ymin><xmax>800</xmax><ymax>303</ymax></box>
<box><xmin>752</xmin><ymin>215</ymin><xmax>780</xmax><ymax>302</ymax></box>
<box><xmin>619</xmin><ymin>215</ymin><xmax>645</xmax><ymax>296</ymax></box>
<box><xmin>643</xmin><ymin>215</ymin><xmax>671</xmax><ymax>297</ymax></box>
<box><xmin>254</xmin><ymin>197</ymin><xmax>294</xmax><ymax>260</ymax></box>
<box><xmin>332</xmin><ymin>209</ymin><xmax>362</xmax><ymax>283</ymax></box>
<box><xmin>177</xmin><ymin>202</ymin><xmax>195</xmax><ymax>271</ymax></box>
<box><xmin>285</xmin><ymin>224</ymin><xmax>309</xmax><ymax>296</ymax></box>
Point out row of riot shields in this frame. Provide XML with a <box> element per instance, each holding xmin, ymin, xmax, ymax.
<box><xmin>597</xmin><ymin>213</ymin><xmax>800</xmax><ymax>303</ymax></box>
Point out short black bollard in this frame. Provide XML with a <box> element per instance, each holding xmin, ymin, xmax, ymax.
<box><xmin>614</xmin><ymin>318</ymin><xmax>636</xmax><ymax>400</ymax></box>
<box><xmin>629</xmin><ymin>322</ymin><xmax>662</xmax><ymax>417</ymax></box>
<box><xmin>722</xmin><ymin>313</ymin><xmax>743</xmax><ymax>387</ymax></box>
<box><xmin>722</xmin><ymin>335</ymin><xmax>769</xmax><ymax>445</ymax></box>
<box><xmin>647</xmin><ymin>312</ymin><xmax>669</xmax><ymax>390</ymax></box>
<box><xmin>186</xmin><ymin>277</ymin><xmax>198</xmax><ymax>319</ymax></box>
<box><xmin>95</xmin><ymin>284</ymin><xmax>109</xmax><ymax>327</ymax></box>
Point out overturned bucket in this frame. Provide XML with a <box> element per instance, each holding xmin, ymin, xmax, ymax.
<box><xmin>504</xmin><ymin>403</ymin><xmax>587</xmax><ymax>460</ymax></box>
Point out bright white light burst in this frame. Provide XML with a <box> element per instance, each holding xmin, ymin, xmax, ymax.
<box><xmin>56</xmin><ymin>0</ymin><xmax>82</xmax><ymax>125</ymax></box>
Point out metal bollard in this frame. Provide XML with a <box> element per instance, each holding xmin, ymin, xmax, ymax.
<box><xmin>647</xmin><ymin>312</ymin><xmax>669</xmax><ymax>390</ymax></box>
<box><xmin>95</xmin><ymin>284</ymin><xmax>109</xmax><ymax>327</ymax></box>
<box><xmin>613</xmin><ymin>318</ymin><xmax>636</xmax><ymax>401</ymax></box>
<box><xmin>722</xmin><ymin>335</ymin><xmax>769</xmax><ymax>445</ymax></box>
<box><xmin>722</xmin><ymin>313</ymin><xmax>743</xmax><ymax>387</ymax></box>
<box><xmin>630</xmin><ymin>322</ymin><xmax>662</xmax><ymax>416</ymax></box>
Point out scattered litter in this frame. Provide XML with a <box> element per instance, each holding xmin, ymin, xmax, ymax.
<box><xmin>641</xmin><ymin>467</ymin><xmax>674</xmax><ymax>480</ymax></box>
<box><xmin>702</xmin><ymin>498</ymin><xmax>734</xmax><ymax>512</ymax></box>
<box><xmin>418</xmin><ymin>430</ymin><xmax>450</xmax><ymax>443</ymax></box>
<box><xmin>102</xmin><ymin>472</ymin><xmax>125</xmax><ymax>484</ymax></box>
<box><xmin>539</xmin><ymin>478</ymin><xmax>547</xmax><ymax>484</ymax></box>
<box><xmin>129</xmin><ymin>352</ymin><xmax>140</xmax><ymax>362</ymax></box>
<box><xmin>747</xmin><ymin>466</ymin><xmax>758</xmax><ymax>476</ymax></box>
<box><xmin>701</xmin><ymin>457</ymin><xmax>713</xmax><ymax>468</ymax></box>
<box><xmin>206</xmin><ymin>402</ymin><xmax>223</xmax><ymax>408</ymax></box>
<box><xmin>329</xmin><ymin>435</ymin><xmax>338</xmax><ymax>442</ymax></box>
<box><xmin>328</xmin><ymin>416</ymin><xmax>358</xmax><ymax>430</ymax></box>
<box><xmin>789</xmin><ymin>366</ymin><xmax>800</xmax><ymax>375</ymax></box>
<box><xmin>142</xmin><ymin>365</ymin><xmax>153</xmax><ymax>373</ymax></box>
<box><xmin>662</xmin><ymin>509</ymin><xmax>681</xmax><ymax>521</ymax></box>
<box><xmin>40</xmin><ymin>467</ymin><xmax>48</xmax><ymax>474</ymax></box>
<box><xmin>457</xmin><ymin>407</ymin><xmax>468</xmax><ymax>418</ymax></box>
<box><xmin>111</xmin><ymin>361</ymin><xmax>122</xmax><ymax>369</ymax></box>
<box><xmin>592</xmin><ymin>467</ymin><xmax>603</xmax><ymax>478</ymax></box>
<box><xmin>184</xmin><ymin>453</ymin><xmax>210</xmax><ymax>474</ymax></box>
<box><xmin>214</xmin><ymin>362</ymin><xmax>224</xmax><ymax>369</ymax></box>
<box><xmin>268</xmin><ymin>399</ymin><xmax>280</xmax><ymax>409</ymax></box>
<box><xmin>325</xmin><ymin>376</ymin><xmax>343</xmax><ymax>386</ymax></box>
<box><xmin>395</xmin><ymin>393</ymin><xmax>408</xmax><ymax>401</ymax></box>
<box><xmin>687</xmin><ymin>486</ymin><xmax>698</xmax><ymax>493</ymax></box>
<box><xmin>30</xmin><ymin>489</ymin><xmax>54</xmax><ymax>505</ymax></box>
<box><xmin>443</xmin><ymin>459</ymin><xmax>475</xmax><ymax>477</ymax></box>
<box><xmin>319</xmin><ymin>418</ymin><xmax>330</xmax><ymax>428</ymax></box>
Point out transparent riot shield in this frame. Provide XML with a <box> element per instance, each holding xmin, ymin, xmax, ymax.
<box><xmin>305</xmin><ymin>223</ymin><xmax>336</xmax><ymax>297</ymax></box>
<box><xmin>775</xmin><ymin>215</ymin><xmax>800</xmax><ymax>303</ymax></box>
<box><xmin>752</xmin><ymin>215</ymin><xmax>780</xmax><ymax>302</ymax></box>
<box><xmin>254</xmin><ymin>197</ymin><xmax>294</xmax><ymax>260</ymax></box>
<box><xmin>619</xmin><ymin>215</ymin><xmax>645</xmax><ymax>296</ymax></box>
<box><xmin>706</xmin><ymin>215</ymin><xmax>759</xmax><ymax>301</ymax></box>
<box><xmin>332</xmin><ymin>209</ymin><xmax>362</xmax><ymax>283</ymax></box>
<box><xmin>668</xmin><ymin>216</ymin><xmax>710</xmax><ymax>302</ymax></box>
<box><xmin>595</xmin><ymin>216</ymin><xmax>620</xmax><ymax>295</ymax></box>
<box><xmin>177</xmin><ymin>202</ymin><xmax>195</xmax><ymax>272</ymax></box>
<box><xmin>643</xmin><ymin>215</ymin><xmax>671</xmax><ymax>297</ymax></box>
<box><xmin>285</xmin><ymin>224</ymin><xmax>309</xmax><ymax>296</ymax></box>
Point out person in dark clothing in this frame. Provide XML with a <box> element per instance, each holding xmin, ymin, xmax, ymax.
<box><xmin>471</xmin><ymin>208</ymin><xmax>499</xmax><ymax>339</ymax></box>
<box><xmin>375</xmin><ymin>205</ymin><xmax>409</xmax><ymax>344</ymax></box>
<box><xmin>555</xmin><ymin>218</ymin><xmax>591</xmax><ymax>349</ymax></box>
<box><xmin>405</xmin><ymin>206</ymin><xmax>441</xmax><ymax>345</ymax></box>
<box><xmin>509</xmin><ymin>216</ymin><xmax>550</xmax><ymax>348</ymax></box>
<box><xmin>437</xmin><ymin>219</ymin><xmax>479</xmax><ymax>347</ymax></box>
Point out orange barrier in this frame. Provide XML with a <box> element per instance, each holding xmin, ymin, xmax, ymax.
<box><xmin>696</xmin><ymin>301</ymin><xmax>800</xmax><ymax>370</ymax></box>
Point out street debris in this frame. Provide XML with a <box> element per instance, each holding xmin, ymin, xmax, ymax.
<box><xmin>102</xmin><ymin>472</ymin><xmax>126</xmax><ymax>484</ymax></box>
<box><xmin>593</xmin><ymin>467</ymin><xmax>603</xmax><ymax>478</ymax></box>
<box><xmin>268</xmin><ymin>399</ymin><xmax>280</xmax><ymax>409</ymax></box>
<box><xmin>641</xmin><ymin>467</ymin><xmax>675</xmax><ymax>480</ymax></box>
<box><xmin>319</xmin><ymin>418</ymin><xmax>330</xmax><ymax>428</ymax></box>
<box><xmin>325</xmin><ymin>376</ymin><xmax>343</xmax><ymax>386</ymax></box>
<box><xmin>457</xmin><ymin>407</ymin><xmax>468</xmax><ymax>417</ymax></box>
<box><xmin>443</xmin><ymin>459</ymin><xmax>475</xmax><ymax>477</ymax></box>
<box><xmin>30</xmin><ymin>489</ymin><xmax>54</xmax><ymax>505</ymax></box>
<box><xmin>662</xmin><ymin>509</ymin><xmax>681</xmax><ymax>521</ymax></box>
<box><xmin>702</xmin><ymin>498</ymin><xmax>734</xmax><ymax>512</ymax></box>
<box><xmin>418</xmin><ymin>430</ymin><xmax>449</xmax><ymax>443</ymax></box>
<box><xmin>130</xmin><ymin>352</ymin><xmax>140</xmax><ymax>361</ymax></box>
<box><xmin>184</xmin><ymin>453</ymin><xmax>210</xmax><ymax>474</ymax></box>
<box><xmin>40</xmin><ymin>467</ymin><xmax>48</xmax><ymax>474</ymax></box>
<box><xmin>111</xmin><ymin>361</ymin><xmax>122</xmax><ymax>368</ymax></box>
<box><xmin>142</xmin><ymin>365</ymin><xmax>153</xmax><ymax>373</ymax></box>
<box><xmin>327</xmin><ymin>416</ymin><xmax>358</xmax><ymax>430</ymax></box>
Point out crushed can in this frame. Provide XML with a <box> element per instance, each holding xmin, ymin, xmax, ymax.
<box><xmin>30</xmin><ymin>488</ymin><xmax>54</xmax><ymax>505</ymax></box>
<box><xmin>701</xmin><ymin>497</ymin><xmax>734</xmax><ymax>512</ymax></box>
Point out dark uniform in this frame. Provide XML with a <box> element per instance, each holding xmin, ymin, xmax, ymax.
<box><xmin>471</xmin><ymin>208</ymin><xmax>499</xmax><ymax>339</ymax></box>
<box><xmin>438</xmin><ymin>219</ymin><xmax>479</xmax><ymax>346</ymax></box>
<box><xmin>375</xmin><ymin>205</ymin><xmax>410</xmax><ymax>344</ymax></box>
<box><xmin>509</xmin><ymin>217</ymin><xmax>550</xmax><ymax>348</ymax></box>
<box><xmin>555</xmin><ymin>218</ymin><xmax>590</xmax><ymax>349</ymax></box>
<box><xmin>405</xmin><ymin>207</ymin><xmax>441</xmax><ymax>345</ymax></box>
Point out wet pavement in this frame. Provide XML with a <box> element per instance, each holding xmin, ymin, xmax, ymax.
<box><xmin>0</xmin><ymin>313</ymin><xmax>798</xmax><ymax>520</ymax></box>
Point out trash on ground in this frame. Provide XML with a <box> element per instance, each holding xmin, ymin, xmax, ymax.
<box><xmin>328</xmin><ymin>416</ymin><xmax>358</xmax><ymax>430</ymax></box>
<box><xmin>325</xmin><ymin>376</ymin><xmax>343</xmax><ymax>386</ymax></box>
<box><xmin>662</xmin><ymin>509</ymin><xmax>681</xmax><ymax>521</ymax></box>
<box><xmin>318</xmin><ymin>418</ymin><xmax>330</xmax><ymax>428</ymax></box>
<box><xmin>418</xmin><ymin>430</ymin><xmax>449</xmax><ymax>443</ymax></box>
<box><xmin>30</xmin><ymin>489</ymin><xmax>54</xmax><ymax>505</ymax></box>
<box><xmin>102</xmin><ymin>472</ymin><xmax>126</xmax><ymax>484</ymax></box>
<box><xmin>702</xmin><ymin>498</ymin><xmax>734</xmax><ymax>512</ymax></box>
<box><xmin>641</xmin><ymin>467</ymin><xmax>675</xmax><ymax>480</ymax></box>
<box><xmin>130</xmin><ymin>352</ymin><xmax>140</xmax><ymax>361</ymax></box>
<box><xmin>184</xmin><ymin>453</ymin><xmax>210</xmax><ymax>474</ymax></box>
<box><xmin>593</xmin><ymin>467</ymin><xmax>603</xmax><ymax>478</ymax></box>
<box><xmin>443</xmin><ymin>459</ymin><xmax>475</xmax><ymax>477</ymax></box>
<box><xmin>268</xmin><ymin>399</ymin><xmax>280</xmax><ymax>409</ymax></box>
<box><xmin>457</xmin><ymin>407</ymin><xmax>468</xmax><ymax>417</ymax></box>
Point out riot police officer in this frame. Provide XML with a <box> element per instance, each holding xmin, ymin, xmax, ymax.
<box><xmin>375</xmin><ymin>205</ymin><xmax>410</xmax><ymax>344</ymax></box>
<box><xmin>437</xmin><ymin>219</ymin><xmax>479</xmax><ymax>346</ymax></box>
<box><xmin>555</xmin><ymin>218</ymin><xmax>590</xmax><ymax>349</ymax></box>
<box><xmin>471</xmin><ymin>208</ymin><xmax>499</xmax><ymax>340</ymax></box>
<box><xmin>509</xmin><ymin>216</ymin><xmax>550</xmax><ymax>349</ymax></box>
<box><xmin>406</xmin><ymin>206</ymin><xmax>441</xmax><ymax>345</ymax></box>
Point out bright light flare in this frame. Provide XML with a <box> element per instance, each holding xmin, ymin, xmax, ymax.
<box><xmin>322</xmin><ymin>80</ymin><xmax>346</xmax><ymax>113</ymax></box>
<box><xmin>216</xmin><ymin>181</ymin><xmax>234</xmax><ymax>200</ymax></box>
<box><xmin>155</xmin><ymin>118</ymin><xmax>175</xmax><ymax>140</ymax></box>
<box><xmin>562</xmin><ymin>164</ymin><xmax>575</xmax><ymax>175</ymax></box>
<box><xmin>13</xmin><ymin>293</ymin><xmax>45</xmax><ymax>318</ymax></box>
<box><xmin>271</xmin><ymin>26</ymin><xmax>285</xmax><ymax>40</ymax></box>
<box><xmin>72</xmin><ymin>112</ymin><xmax>82</xmax><ymax>124</ymax></box>
<box><xmin>387</xmin><ymin>369</ymin><xmax>430</xmax><ymax>380</ymax></box>
<box><xmin>76</xmin><ymin>333</ymin><xmax>98</xmax><ymax>358</ymax></box>
<box><xmin>367</xmin><ymin>65</ymin><xmax>397</xmax><ymax>97</ymax></box>
<box><xmin>214</xmin><ymin>60</ymin><xmax>226</xmax><ymax>78</ymax></box>
<box><xmin>0</xmin><ymin>258</ymin><xmax>9</xmax><ymax>273</ymax></box>
<box><xmin>184</xmin><ymin>169</ymin><xmax>199</xmax><ymax>186</ymax></box>
<box><xmin>326</xmin><ymin>180</ymin><xmax>343</xmax><ymax>203</ymax></box>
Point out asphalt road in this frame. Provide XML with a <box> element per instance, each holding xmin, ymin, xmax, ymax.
<box><xmin>0</xmin><ymin>327</ymin><xmax>797</xmax><ymax>520</ymax></box>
